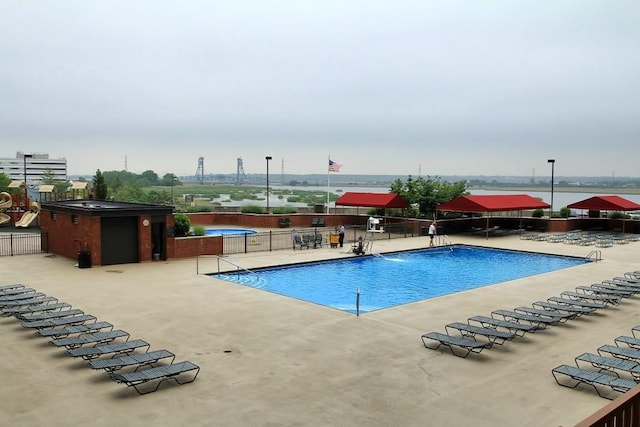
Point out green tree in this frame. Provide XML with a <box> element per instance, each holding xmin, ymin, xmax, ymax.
<box><xmin>390</xmin><ymin>175</ymin><xmax>468</xmax><ymax>218</ymax></box>
<box><xmin>93</xmin><ymin>169</ymin><xmax>108</xmax><ymax>200</ymax></box>
<box><xmin>140</xmin><ymin>170</ymin><xmax>159</xmax><ymax>186</ymax></box>
<box><xmin>173</xmin><ymin>213</ymin><xmax>191</xmax><ymax>236</ymax></box>
<box><xmin>0</xmin><ymin>172</ymin><xmax>10</xmax><ymax>192</ymax></box>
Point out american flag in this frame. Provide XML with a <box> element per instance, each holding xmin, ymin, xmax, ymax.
<box><xmin>328</xmin><ymin>159</ymin><xmax>342</xmax><ymax>172</ymax></box>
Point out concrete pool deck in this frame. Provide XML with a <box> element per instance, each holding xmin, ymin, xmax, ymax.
<box><xmin>2</xmin><ymin>233</ymin><xmax>640</xmax><ymax>426</ymax></box>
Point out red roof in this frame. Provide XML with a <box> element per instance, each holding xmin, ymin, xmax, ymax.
<box><xmin>437</xmin><ymin>194</ymin><xmax>550</xmax><ymax>212</ymax></box>
<box><xmin>567</xmin><ymin>195</ymin><xmax>640</xmax><ymax>211</ymax></box>
<box><xmin>335</xmin><ymin>192</ymin><xmax>410</xmax><ymax>209</ymax></box>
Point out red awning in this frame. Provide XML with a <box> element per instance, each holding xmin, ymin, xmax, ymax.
<box><xmin>335</xmin><ymin>192</ymin><xmax>410</xmax><ymax>209</ymax></box>
<box><xmin>437</xmin><ymin>194</ymin><xmax>549</xmax><ymax>212</ymax></box>
<box><xmin>566</xmin><ymin>195</ymin><xmax>640</xmax><ymax>211</ymax></box>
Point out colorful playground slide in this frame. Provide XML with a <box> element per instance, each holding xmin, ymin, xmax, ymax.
<box><xmin>0</xmin><ymin>192</ymin><xmax>12</xmax><ymax>226</ymax></box>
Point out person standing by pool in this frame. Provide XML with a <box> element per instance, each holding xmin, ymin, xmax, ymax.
<box><xmin>338</xmin><ymin>224</ymin><xmax>345</xmax><ymax>248</ymax></box>
<box><xmin>428</xmin><ymin>221</ymin><xmax>436</xmax><ymax>247</ymax></box>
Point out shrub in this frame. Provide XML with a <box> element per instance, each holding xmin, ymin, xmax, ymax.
<box><xmin>173</xmin><ymin>213</ymin><xmax>191</xmax><ymax>236</ymax></box>
<box><xmin>192</xmin><ymin>224</ymin><xmax>206</xmax><ymax>236</ymax></box>
<box><xmin>559</xmin><ymin>207</ymin><xmax>570</xmax><ymax>218</ymax></box>
<box><xmin>608</xmin><ymin>211</ymin><xmax>626</xmax><ymax>220</ymax></box>
<box><xmin>241</xmin><ymin>205</ymin><xmax>264</xmax><ymax>214</ymax></box>
<box><xmin>532</xmin><ymin>208</ymin><xmax>544</xmax><ymax>218</ymax></box>
<box><xmin>273</xmin><ymin>206</ymin><xmax>297</xmax><ymax>214</ymax></box>
<box><xmin>184</xmin><ymin>205</ymin><xmax>213</xmax><ymax>213</ymax></box>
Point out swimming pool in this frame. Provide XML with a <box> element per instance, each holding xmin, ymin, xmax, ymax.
<box><xmin>213</xmin><ymin>246</ymin><xmax>588</xmax><ymax>314</ymax></box>
<box><xmin>205</xmin><ymin>228</ymin><xmax>257</xmax><ymax>236</ymax></box>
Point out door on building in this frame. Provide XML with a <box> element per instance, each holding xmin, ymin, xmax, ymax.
<box><xmin>101</xmin><ymin>216</ymin><xmax>139</xmax><ymax>265</ymax></box>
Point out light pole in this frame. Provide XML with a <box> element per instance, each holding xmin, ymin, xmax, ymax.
<box><xmin>23</xmin><ymin>153</ymin><xmax>32</xmax><ymax>208</ymax></box>
<box><xmin>547</xmin><ymin>159</ymin><xmax>555</xmax><ymax>217</ymax></box>
<box><xmin>23</xmin><ymin>153</ymin><xmax>32</xmax><ymax>185</ymax></box>
<box><xmin>265</xmin><ymin>156</ymin><xmax>272</xmax><ymax>213</ymax></box>
<box><xmin>170</xmin><ymin>174</ymin><xmax>176</xmax><ymax>206</ymax></box>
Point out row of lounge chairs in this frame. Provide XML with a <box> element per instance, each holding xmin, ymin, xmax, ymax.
<box><xmin>552</xmin><ymin>323</ymin><xmax>640</xmax><ymax>399</ymax></box>
<box><xmin>421</xmin><ymin>272</ymin><xmax>640</xmax><ymax>358</ymax></box>
<box><xmin>522</xmin><ymin>231</ymin><xmax>640</xmax><ymax>247</ymax></box>
<box><xmin>0</xmin><ymin>283</ymin><xmax>199</xmax><ymax>395</ymax></box>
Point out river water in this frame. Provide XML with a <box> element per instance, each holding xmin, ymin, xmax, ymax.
<box><xmin>212</xmin><ymin>184</ymin><xmax>640</xmax><ymax>210</ymax></box>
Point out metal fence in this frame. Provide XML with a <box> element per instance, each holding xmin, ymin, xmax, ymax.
<box><xmin>0</xmin><ymin>233</ymin><xmax>48</xmax><ymax>256</ymax></box>
<box><xmin>221</xmin><ymin>225</ymin><xmax>418</xmax><ymax>255</ymax></box>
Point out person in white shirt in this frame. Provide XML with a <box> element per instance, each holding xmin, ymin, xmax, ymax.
<box><xmin>428</xmin><ymin>222</ymin><xmax>437</xmax><ymax>247</ymax></box>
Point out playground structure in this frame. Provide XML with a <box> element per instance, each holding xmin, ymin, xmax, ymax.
<box><xmin>0</xmin><ymin>192</ymin><xmax>11</xmax><ymax>226</ymax></box>
<box><xmin>15</xmin><ymin>201</ymin><xmax>40</xmax><ymax>228</ymax></box>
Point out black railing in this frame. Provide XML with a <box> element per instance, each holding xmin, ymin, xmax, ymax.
<box><xmin>0</xmin><ymin>233</ymin><xmax>48</xmax><ymax>256</ymax></box>
<box><xmin>221</xmin><ymin>227</ymin><xmax>414</xmax><ymax>255</ymax></box>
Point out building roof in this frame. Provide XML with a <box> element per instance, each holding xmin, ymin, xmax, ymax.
<box><xmin>437</xmin><ymin>194</ymin><xmax>550</xmax><ymax>212</ymax></box>
<box><xmin>567</xmin><ymin>195</ymin><xmax>640</xmax><ymax>211</ymax></box>
<box><xmin>41</xmin><ymin>199</ymin><xmax>174</xmax><ymax>217</ymax></box>
<box><xmin>335</xmin><ymin>192</ymin><xmax>410</xmax><ymax>209</ymax></box>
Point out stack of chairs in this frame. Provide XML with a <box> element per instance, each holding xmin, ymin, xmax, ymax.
<box><xmin>0</xmin><ymin>283</ymin><xmax>199</xmax><ymax>395</ymax></box>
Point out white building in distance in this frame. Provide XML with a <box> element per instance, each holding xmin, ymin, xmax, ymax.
<box><xmin>0</xmin><ymin>152</ymin><xmax>68</xmax><ymax>185</ymax></box>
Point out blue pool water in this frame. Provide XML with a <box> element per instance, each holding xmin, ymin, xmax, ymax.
<box><xmin>205</xmin><ymin>228</ymin><xmax>257</xmax><ymax>236</ymax></box>
<box><xmin>213</xmin><ymin>246</ymin><xmax>587</xmax><ymax>314</ymax></box>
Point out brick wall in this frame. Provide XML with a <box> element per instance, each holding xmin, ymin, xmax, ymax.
<box><xmin>40</xmin><ymin>210</ymin><xmax>101</xmax><ymax>265</ymax></box>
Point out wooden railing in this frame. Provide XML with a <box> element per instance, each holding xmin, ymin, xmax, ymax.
<box><xmin>575</xmin><ymin>385</ymin><xmax>640</xmax><ymax>426</ymax></box>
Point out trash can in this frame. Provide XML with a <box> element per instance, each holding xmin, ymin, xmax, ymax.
<box><xmin>78</xmin><ymin>251</ymin><xmax>91</xmax><ymax>268</ymax></box>
<box><xmin>330</xmin><ymin>233</ymin><xmax>340</xmax><ymax>248</ymax></box>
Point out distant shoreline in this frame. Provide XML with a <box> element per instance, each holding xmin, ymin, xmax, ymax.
<box><xmin>472</xmin><ymin>186</ymin><xmax>640</xmax><ymax>195</ymax></box>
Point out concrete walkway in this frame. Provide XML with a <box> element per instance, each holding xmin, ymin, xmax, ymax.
<box><xmin>1</xmin><ymin>233</ymin><xmax>639</xmax><ymax>426</ymax></box>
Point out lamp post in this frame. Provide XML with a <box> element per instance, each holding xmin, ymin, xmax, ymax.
<box><xmin>547</xmin><ymin>159</ymin><xmax>555</xmax><ymax>217</ymax></box>
<box><xmin>23</xmin><ymin>153</ymin><xmax>32</xmax><ymax>185</ymax></box>
<box><xmin>170</xmin><ymin>174</ymin><xmax>176</xmax><ymax>206</ymax></box>
<box><xmin>23</xmin><ymin>153</ymin><xmax>32</xmax><ymax>208</ymax></box>
<box><xmin>265</xmin><ymin>156</ymin><xmax>272</xmax><ymax>213</ymax></box>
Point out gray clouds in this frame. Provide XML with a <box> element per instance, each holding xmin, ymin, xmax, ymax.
<box><xmin>1</xmin><ymin>1</ymin><xmax>639</xmax><ymax>177</ymax></box>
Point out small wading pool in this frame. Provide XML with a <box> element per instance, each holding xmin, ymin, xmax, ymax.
<box><xmin>212</xmin><ymin>245</ymin><xmax>589</xmax><ymax>314</ymax></box>
<box><xmin>205</xmin><ymin>228</ymin><xmax>257</xmax><ymax>236</ymax></box>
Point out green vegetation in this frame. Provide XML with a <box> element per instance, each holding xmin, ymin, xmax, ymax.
<box><xmin>559</xmin><ymin>207</ymin><xmax>570</xmax><ymax>218</ymax></box>
<box><xmin>241</xmin><ymin>205</ymin><xmax>264</xmax><ymax>214</ymax></box>
<box><xmin>390</xmin><ymin>175</ymin><xmax>468</xmax><ymax>218</ymax></box>
<box><xmin>532</xmin><ymin>208</ymin><xmax>545</xmax><ymax>218</ymax></box>
<box><xmin>173</xmin><ymin>213</ymin><xmax>191</xmax><ymax>236</ymax></box>
<box><xmin>191</xmin><ymin>224</ymin><xmax>206</xmax><ymax>236</ymax></box>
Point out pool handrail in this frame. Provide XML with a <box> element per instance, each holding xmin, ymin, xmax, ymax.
<box><xmin>196</xmin><ymin>254</ymin><xmax>259</xmax><ymax>277</ymax></box>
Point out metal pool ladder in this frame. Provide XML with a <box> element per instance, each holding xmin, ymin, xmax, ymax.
<box><xmin>585</xmin><ymin>250</ymin><xmax>602</xmax><ymax>262</ymax></box>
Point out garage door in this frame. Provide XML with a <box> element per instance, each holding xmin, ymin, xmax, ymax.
<box><xmin>101</xmin><ymin>217</ymin><xmax>139</xmax><ymax>265</ymax></box>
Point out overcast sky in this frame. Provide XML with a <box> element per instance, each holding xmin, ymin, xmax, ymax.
<box><xmin>1</xmin><ymin>1</ymin><xmax>639</xmax><ymax>178</ymax></box>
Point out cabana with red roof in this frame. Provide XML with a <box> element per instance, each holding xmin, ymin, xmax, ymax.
<box><xmin>335</xmin><ymin>192</ymin><xmax>410</xmax><ymax>209</ymax></box>
<box><xmin>567</xmin><ymin>195</ymin><xmax>640</xmax><ymax>232</ymax></box>
<box><xmin>437</xmin><ymin>194</ymin><xmax>550</xmax><ymax>238</ymax></box>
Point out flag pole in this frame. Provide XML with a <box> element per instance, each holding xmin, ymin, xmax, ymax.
<box><xmin>327</xmin><ymin>155</ymin><xmax>331</xmax><ymax>214</ymax></box>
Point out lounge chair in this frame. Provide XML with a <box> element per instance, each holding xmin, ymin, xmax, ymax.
<box><xmin>467</xmin><ymin>315</ymin><xmax>538</xmax><ymax>336</ymax></box>
<box><xmin>602</xmin><ymin>280</ymin><xmax>640</xmax><ymax>292</ymax></box>
<box><xmin>551</xmin><ymin>364</ymin><xmax>637</xmax><ymax>399</ymax></box>
<box><xmin>2</xmin><ymin>302</ymin><xmax>71</xmax><ymax>317</ymax></box>
<box><xmin>547</xmin><ymin>296</ymin><xmax>606</xmax><ymax>310</ymax></box>
<box><xmin>1</xmin><ymin>295</ymin><xmax>57</xmax><ymax>307</ymax></box>
<box><xmin>598</xmin><ymin>344</ymin><xmax>640</xmax><ymax>362</ymax></box>
<box><xmin>50</xmin><ymin>330</ymin><xmax>130</xmax><ymax>349</ymax></box>
<box><xmin>17</xmin><ymin>308</ymin><xmax>84</xmax><ymax>322</ymax></box>
<box><xmin>0</xmin><ymin>286</ymin><xmax>35</xmax><ymax>295</ymax></box>
<box><xmin>531</xmin><ymin>300</ymin><xmax>595</xmax><ymax>316</ymax></box>
<box><xmin>36</xmin><ymin>321</ymin><xmax>114</xmax><ymax>338</ymax></box>
<box><xmin>66</xmin><ymin>339</ymin><xmax>150</xmax><ymax>360</ymax></box>
<box><xmin>108</xmin><ymin>361</ymin><xmax>200</xmax><ymax>395</ymax></box>
<box><xmin>88</xmin><ymin>349</ymin><xmax>175</xmax><ymax>372</ymax></box>
<box><xmin>614</xmin><ymin>335</ymin><xmax>640</xmax><ymax>350</ymax></box>
<box><xmin>491</xmin><ymin>309</ymin><xmax>559</xmax><ymax>328</ymax></box>
<box><xmin>421</xmin><ymin>332</ymin><xmax>492</xmax><ymax>358</ymax></box>
<box><xmin>581</xmin><ymin>284</ymin><xmax>636</xmax><ymax>297</ymax></box>
<box><xmin>513</xmin><ymin>306</ymin><xmax>575</xmax><ymax>322</ymax></box>
<box><xmin>0</xmin><ymin>290</ymin><xmax>38</xmax><ymax>302</ymax></box>
<box><xmin>575</xmin><ymin>352</ymin><xmax>640</xmax><ymax>380</ymax></box>
<box><xmin>444</xmin><ymin>322</ymin><xmax>516</xmax><ymax>345</ymax></box>
<box><xmin>0</xmin><ymin>284</ymin><xmax>24</xmax><ymax>293</ymax></box>
<box><xmin>560</xmin><ymin>290</ymin><xmax>621</xmax><ymax>306</ymax></box>
<box><xmin>22</xmin><ymin>314</ymin><xmax>97</xmax><ymax>329</ymax></box>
